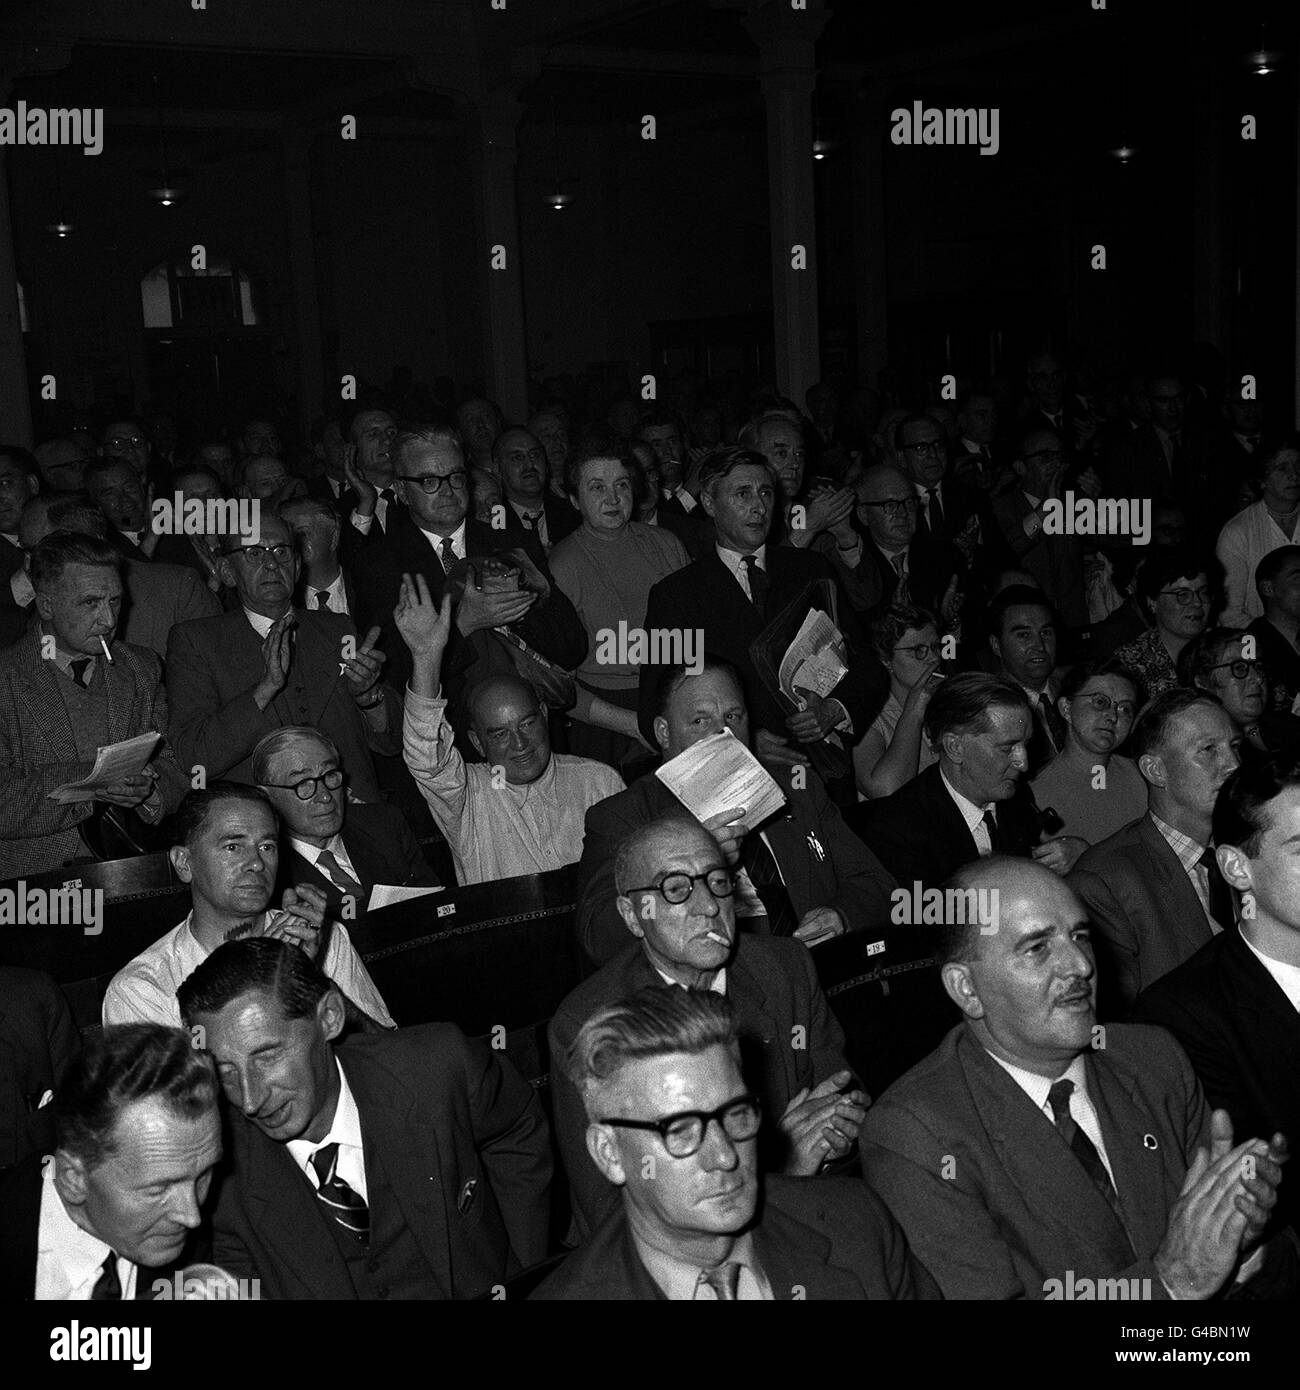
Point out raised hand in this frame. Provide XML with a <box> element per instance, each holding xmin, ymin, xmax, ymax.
<box><xmin>393</xmin><ymin>572</ymin><xmax>452</xmax><ymax>660</ymax></box>
<box><xmin>341</xmin><ymin>624</ymin><xmax>385</xmax><ymax>698</ymax></box>
<box><xmin>253</xmin><ymin>612</ymin><xmax>295</xmax><ymax>709</ymax></box>
<box><xmin>779</xmin><ymin>1071</ymin><xmax>870</xmax><ymax>1174</ymax></box>
<box><xmin>342</xmin><ymin>445</ymin><xmax>377</xmax><ymax>515</ymax></box>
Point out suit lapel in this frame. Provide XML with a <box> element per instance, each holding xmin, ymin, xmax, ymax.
<box><xmin>1221</xmin><ymin>929</ymin><xmax>1300</xmax><ymax>1113</ymax></box>
<box><xmin>1137</xmin><ymin>818</ymin><xmax>1214</xmax><ymax>951</ymax></box>
<box><xmin>102</xmin><ymin>645</ymin><xmax>139</xmax><ymax>744</ymax></box>
<box><xmin>16</xmin><ymin>633</ymin><xmax>78</xmax><ymax>760</ymax></box>
<box><xmin>755</xmin><ymin>1202</ymin><xmax>867</xmax><ymax>1300</ymax></box>
<box><xmin>292</xmin><ymin>612</ymin><xmax>346</xmax><ymax>728</ymax></box>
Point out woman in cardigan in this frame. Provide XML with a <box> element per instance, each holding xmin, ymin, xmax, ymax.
<box><xmin>549</xmin><ymin>444</ymin><xmax>690</xmax><ymax>774</ymax></box>
<box><xmin>1112</xmin><ymin>546</ymin><xmax>1215</xmax><ymax>701</ymax></box>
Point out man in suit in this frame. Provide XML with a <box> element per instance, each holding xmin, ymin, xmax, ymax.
<box><xmin>577</xmin><ymin>658</ymin><xmax>896</xmax><ymax>966</ymax></box>
<box><xmin>0</xmin><ymin>967</ymin><xmax>78</xmax><ymax>1172</ymax></box>
<box><xmin>180</xmin><ymin>937</ymin><xmax>552</xmax><ymax>1299</ymax></box>
<box><xmin>0</xmin><ymin>533</ymin><xmax>187</xmax><ymax>879</ymax></box>
<box><xmin>1135</xmin><ymin>755</ymin><xmax>1300</xmax><ymax>1237</ymax></box>
<box><xmin>992</xmin><ymin>431</ymin><xmax>1089</xmax><ymax>632</ymax></box>
<box><xmin>637</xmin><ymin>447</ymin><xmax>884</xmax><ymax>769</ymax></box>
<box><xmin>349</xmin><ymin>422</ymin><xmax>586</xmax><ymax>711</ymax></box>
<box><xmin>861</xmin><ymin>856</ymin><xmax>1287</xmax><ymax>1300</ymax></box>
<box><xmin>1069</xmin><ymin>689</ymin><xmax>1242</xmax><ymax>1016</ymax></box>
<box><xmin>279</xmin><ymin>495</ymin><xmax>356</xmax><ymax>616</ymax></box>
<box><xmin>951</xmin><ymin>387</ymin><xmax>1003</xmax><ymax>494</ymax></box>
<box><xmin>1249</xmin><ymin>545</ymin><xmax>1300</xmax><ymax>712</ymax></box>
<box><xmin>0</xmin><ymin>448</ymin><xmax>39</xmax><ymax>599</ymax></box>
<box><xmin>986</xmin><ymin>585</ymin><xmax>1071</xmax><ymax>777</ymax></box>
<box><xmin>493</xmin><ymin>426</ymin><xmax>579</xmax><ymax>552</ymax></box>
<box><xmin>533</xmin><ymin>988</ymin><xmax>937</xmax><ymax>1300</ymax></box>
<box><xmin>165</xmin><ymin>512</ymin><xmax>397</xmax><ymax>800</ymax></box>
<box><xmin>104</xmin><ymin>783</ymin><xmax>393</xmax><ymax>1030</ymax></box>
<box><xmin>98</xmin><ymin>418</ymin><xmax>168</xmax><ymax>496</ymax></box>
<box><xmin>252</xmin><ymin>725</ymin><xmax>439</xmax><ymax>917</ymax></box>
<box><xmin>637</xmin><ymin>412</ymin><xmax>697</xmax><ymax>518</ymax></box>
<box><xmin>0</xmin><ymin>1023</ymin><xmax>221</xmax><ymax>1299</ymax></box>
<box><xmin>19</xmin><ymin>494</ymin><xmax>220</xmax><ymax>661</ymax></box>
<box><xmin>83</xmin><ymin>457</ymin><xmax>157</xmax><ymax>558</ymax></box>
<box><xmin>337</xmin><ymin>405</ymin><xmax>400</xmax><ymax>541</ymax></box>
<box><xmin>551</xmin><ymin>813</ymin><xmax>866</xmax><ymax>1238</ymax></box>
<box><xmin>848</xmin><ymin>673</ymin><xmax>1048</xmax><ymax>894</ymax></box>
<box><xmin>854</xmin><ymin>463</ymin><xmax>962</xmax><ymax>622</ymax></box>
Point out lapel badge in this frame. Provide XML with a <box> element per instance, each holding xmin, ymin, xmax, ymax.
<box><xmin>1143</xmin><ymin>1134</ymin><xmax>1158</xmax><ymax>1150</ymax></box>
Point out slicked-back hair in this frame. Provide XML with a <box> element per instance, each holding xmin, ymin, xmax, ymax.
<box><xmin>613</xmin><ymin>813</ymin><xmax>712</xmax><ymax>896</ymax></box>
<box><xmin>0</xmin><ymin>444</ymin><xmax>40</xmax><ymax>475</ymax></box>
<box><xmin>922</xmin><ymin>672</ymin><xmax>1030</xmax><ymax>747</ymax></box>
<box><xmin>251</xmin><ymin>727</ymin><xmax>340</xmax><ymax>785</ymax></box>
<box><xmin>276</xmin><ymin>495</ymin><xmax>338</xmax><ymax>529</ymax></box>
<box><xmin>1255</xmin><ymin>545</ymin><xmax>1300</xmax><ymax>604</ymax></box>
<box><xmin>55</xmin><ymin>1024</ymin><xmax>217</xmax><ymax>1170</ymax></box>
<box><xmin>1176</xmin><ymin>626</ymin><xmax>1251</xmax><ymax>690</ymax></box>
<box><xmin>1213</xmin><ymin>754</ymin><xmax>1300</xmax><ymax>858</ymax></box>
<box><xmin>568</xmin><ymin>987</ymin><xmax>741</xmax><ymax>1120</ymax></box>
<box><xmin>737</xmin><ymin>411</ymin><xmax>804</xmax><ymax>451</ymax></box>
<box><xmin>635</xmin><ymin>410</ymin><xmax>684</xmax><ymax>439</ymax></box>
<box><xmin>391</xmin><ymin>423</ymin><xmax>464</xmax><ymax>472</ymax></box>
<box><xmin>652</xmin><ymin>656</ymin><xmax>744</xmax><ymax>724</ymax></box>
<box><xmin>696</xmin><ymin>446</ymin><xmax>776</xmax><ymax>501</ymax></box>
<box><xmin>1129</xmin><ymin>687</ymin><xmax>1223</xmax><ymax>762</ymax></box>
<box><xmin>893</xmin><ymin>414</ymin><xmax>944</xmax><ymax>453</ymax></box>
<box><xmin>172</xmin><ymin>782</ymin><xmax>277</xmax><ymax>848</ymax></box>
<box><xmin>179</xmin><ymin>937</ymin><xmax>332</xmax><ymax>1027</ymax></box>
<box><xmin>43</xmin><ymin>498</ymin><xmax>110</xmax><ymax>539</ymax></box>
<box><xmin>988</xmin><ymin>585</ymin><xmax>1056</xmax><ymax>643</ymax></box>
<box><xmin>82</xmin><ymin>455</ymin><xmax>142</xmax><ymax>490</ymax></box>
<box><xmin>870</xmin><ymin>601</ymin><xmax>940</xmax><ymax>665</ymax></box>
<box><xmin>29</xmin><ymin>531</ymin><xmax>123</xmax><ymax>592</ymax></box>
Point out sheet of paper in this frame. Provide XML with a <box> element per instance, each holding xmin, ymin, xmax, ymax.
<box><xmin>654</xmin><ymin>729</ymin><xmax>786</xmax><ymax>828</ymax></box>
<box><xmin>366</xmin><ymin>883</ymin><xmax>445</xmax><ymax>912</ymax></box>
<box><xmin>47</xmin><ymin>732</ymin><xmax>163</xmax><ymax>804</ymax></box>
<box><xmin>778</xmin><ymin>607</ymin><xmax>846</xmax><ymax>706</ymax></box>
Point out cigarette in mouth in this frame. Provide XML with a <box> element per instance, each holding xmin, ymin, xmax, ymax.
<box><xmin>99</xmin><ymin>637</ymin><xmax>113</xmax><ymax>663</ymax></box>
<box><xmin>705</xmin><ymin>931</ymin><xmax>729</xmax><ymax>945</ymax></box>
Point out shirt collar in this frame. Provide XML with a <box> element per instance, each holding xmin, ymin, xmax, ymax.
<box><xmin>1148</xmin><ymin>810</ymin><xmax>1209</xmax><ymax>866</ymax></box>
<box><xmin>634</xmin><ymin>1228</ymin><xmax>761</xmax><ymax>1301</ymax></box>
<box><xmin>37</xmin><ymin>1159</ymin><xmax>138</xmax><ymax>1300</ymax></box>
<box><xmin>39</xmin><ymin>625</ymin><xmax>99</xmax><ymax>679</ymax></box>
<box><xmin>242</xmin><ymin>606</ymin><xmax>290</xmax><ymax>639</ymax></box>
<box><xmin>417</xmin><ymin>518</ymin><xmax>467</xmax><ymax>555</ymax></box>
<box><xmin>985</xmin><ymin>1048</ymin><xmax>1090</xmax><ymax>1114</ymax></box>
<box><xmin>940</xmin><ymin>767</ymin><xmax>992</xmax><ymax>829</ymax></box>
<box><xmin>715</xmin><ymin>542</ymin><xmax>766</xmax><ymax>573</ymax></box>
<box><xmin>289</xmin><ymin>832</ymin><xmax>347</xmax><ymax>868</ymax></box>
<box><xmin>654</xmin><ymin>966</ymin><xmax>728</xmax><ymax>996</ymax></box>
<box><xmin>286</xmin><ymin>1057</ymin><xmax>362</xmax><ymax>1174</ymax></box>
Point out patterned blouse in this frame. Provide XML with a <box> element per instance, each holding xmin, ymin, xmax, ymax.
<box><xmin>1112</xmin><ymin>626</ymin><xmax>1180</xmax><ymax>702</ymax></box>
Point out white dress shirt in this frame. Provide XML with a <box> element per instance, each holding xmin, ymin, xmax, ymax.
<box><xmin>286</xmin><ymin>1058</ymin><xmax>368</xmax><ymax>1204</ymax></box>
<box><xmin>35</xmin><ymin>1160</ymin><xmax>140</xmax><ymax>1300</ymax></box>
<box><xmin>418</xmin><ymin>519</ymin><xmax>468</xmax><ymax>571</ymax></box>
<box><xmin>290</xmin><ymin>832</ymin><xmax>363</xmax><ymax>889</ymax></box>
<box><xmin>634</xmin><ymin>1229</ymin><xmax>772</xmax><ymax>1300</ymax></box>
<box><xmin>941</xmin><ymin>769</ymin><xmax>996</xmax><ymax>856</ymax></box>
<box><xmin>1240</xmin><ymin>930</ymin><xmax>1300</xmax><ymax>1011</ymax></box>
<box><xmin>508</xmin><ymin>499</ymin><xmax>549</xmax><ymax>548</ymax></box>
<box><xmin>716</xmin><ymin>543</ymin><xmax>766</xmax><ymax>602</ymax></box>
<box><xmin>309</xmin><ymin>571</ymin><xmax>349</xmax><ymax>615</ymax></box>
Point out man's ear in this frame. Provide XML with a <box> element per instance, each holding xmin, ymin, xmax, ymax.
<box><xmin>34</xmin><ymin>590</ymin><xmax>54</xmax><ymax>621</ymax></box>
<box><xmin>616</xmin><ymin>894</ymin><xmax>646</xmax><ymax>940</ymax></box>
<box><xmin>941</xmin><ymin>961</ymin><xmax>984</xmax><ymax>1019</ymax></box>
<box><xmin>169</xmin><ymin>844</ymin><xmax>193</xmax><ymax>884</ymax></box>
<box><xmin>1137</xmin><ymin>751</ymin><xmax>1165</xmax><ymax>789</ymax></box>
<box><xmin>940</xmin><ymin>730</ymin><xmax>964</xmax><ymax>766</ymax></box>
<box><xmin>586</xmin><ymin>1123</ymin><xmax>627</xmax><ymax>1187</ymax></box>
<box><xmin>215</xmin><ymin>555</ymin><xmax>236</xmax><ymax>591</ymax></box>
<box><xmin>988</xmin><ymin>633</ymin><xmax>1003</xmax><ymax>662</ymax></box>
<box><xmin>1011</xmin><ymin>458</ymin><xmax>1027</xmax><ymax>480</ymax></box>
<box><xmin>318</xmin><ymin>987</ymin><xmax>347</xmax><ymax>1042</ymax></box>
<box><xmin>1217</xmin><ymin>843</ymin><xmax>1252</xmax><ymax>893</ymax></box>
<box><xmin>699</xmin><ymin>489</ymin><xmax>716</xmax><ymax>519</ymax></box>
<box><xmin>53</xmin><ymin>1149</ymin><xmax>90</xmax><ymax>1211</ymax></box>
<box><xmin>652</xmin><ymin>716</ymin><xmax>669</xmax><ymax>752</ymax></box>
<box><xmin>1055</xmin><ymin>695</ymin><xmax>1073</xmax><ymax>726</ymax></box>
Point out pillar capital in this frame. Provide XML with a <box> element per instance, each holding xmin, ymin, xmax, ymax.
<box><xmin>743</xmin><ymin>1</ymin><xmax>830</xmax><ymax>73</ymax></box>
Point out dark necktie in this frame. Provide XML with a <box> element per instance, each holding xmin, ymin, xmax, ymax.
<box><xmin>522</xmin><ymin>511</ymin><xmax>542</xmax><ymax>532</ymax></box>
<box><xmin>925</xmin><ymin>487</ymin><xmax>945</xmax><ymax>535</ymax></box>
<box><xmin>980</xmin><ymin>808</ymin><xmax>1002</xmax><ymax>854</ymax></box>
<box><xmin>1031</xmin><ymin>696</ymin><xmax>1066</xmax><ymax>766</ymax></box>
<box><xmin>696</xmin><ymin>1262</ymin><xmax>741</xmax><ymax>1300</ymax></box>
<box><xmin>70</xmin><ymin>658</ymin><xmax>92</xmax><ymax>689</ymax></box>
<box><xmin>315</xmin><ymin>589</ymin><xmax>331</xmax><ymax>610</ymax></box>
<box><xmin>1048</xmin><ymin>1079</ymin><xmax>1122</xmax><ymax>1215</ymax></box>
<box><xmin>316</xmin><ymin>847</ymin><xmax>361</xmax><ymax>894</ymax></box>
<box><xmin>741</xmin><ymin>833</ymin><xmax>799</xmax><ymax>936</ymax></box>
<box><xmin>741</xmin><ymin>555</ymin><xmax>769</xmax><ymax>615</ymax></box>
<box><xmin>1196</xmin><ymin>847</ymin><xmax>1235</xmax><ymax>932</ymax></box>
<box><xmin>1166</xmin><ymin>433</ymin><xmax>1182</xmax><ymax>475</ymax></box>
<box><xmin>310</xmin><ymin>1141</ymin><xmax>370</xmax><ymax>1246</ymax></box>
<box><xmin>888</xmin><ymin>551</ymin><xmax>911</xmax><ymax>603</ymax></box>
<box><xmin>90</xmin><ymin>1252</ymin><xmax>122</xmax><ymax>1301</ymax></box>
<box><xmin>379</xmin><ymin>487</ymin><xmax>395</xmax><ymax>509</ymax></box>
<box><xmin>439</xmin><ymin>537</ymin><xmax>456</xmax><ymax>573</ymax></box>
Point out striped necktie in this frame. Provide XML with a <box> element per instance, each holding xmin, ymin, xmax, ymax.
<box><xmin>90</xmin><ymin>1252</ymin><xmax>122</xmax><ymax>1300</ymax></box>
<box><xmin>696</xmin><ymin>1262</ymin><xmax>740</xmax><ymax>1300</ymax></box>
<box><xmin>310</xmin><ymin>1141</ymin><xmax>369</xmax><ymax>1246</ymax></box>
<box><xmin>1047</xmin><ymin>1079</ymin><xmax>1122</xmax><ymax>1217</ymax></box>
<box><xmin>316</xmin><ymin>847</ymin><xmax>361</xmax><ymax>894</ymax></box>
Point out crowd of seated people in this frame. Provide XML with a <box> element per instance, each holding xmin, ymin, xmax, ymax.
<box><xmin>4</xmin><ymin>352</ymin><xmax>1300</xmax><ymax>1301</ymax></box>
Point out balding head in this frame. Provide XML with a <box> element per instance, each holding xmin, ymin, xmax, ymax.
<box><xmin>855</xmin><ymin>463</ymin><xmax>918</xmax><ymax>550</ymax></box>
<box><xmin>466</xmin><ymin>675</ymin><xmax>551</xmax><ymax>785</ymax></box>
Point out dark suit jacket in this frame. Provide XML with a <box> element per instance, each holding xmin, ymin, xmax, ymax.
<box><xmin>0</xmin><ymin>968</ymin><xmax>78</xmax><ymax>1171</ymax></box>
<box><xmin>211</xmin><ymin>1023</ymin><xmax>552</xmax><ymax>1299</ymax></box>
<box><xmin>531</xmin><ymin>1174</ymin><xmax>940</xmax><ymax>1300</ymax></box>
<box><xmin>1134</xmin><ymin>925</ymin><xmax>1300</xmax><ymax>1233</ymax></box>
<box><xmin>1104</xmin><ymin>423</ymin><xmax>1215</xmax><ymax>517</ymax></box>
<box><xmin>349</xmin><ymin>510</ymin><xmax>587</xmax><ymax>703</ymax></box>
<box><xmin>0</xmin><ymin>535</ymin><xmax>22</xmax><ymax>584</ymax></box>
<box><xmin>280</xmin><ymin>800</ymin><xmax>440</xmax><ymax>917</ymax></box>
<box><xmin>0</xmin><ymin>1151</ymin><xmax>200</xmax><ymax>1299</ymax></box>
<box><xmin>120</xmin><ymin>558</ymin><xmax>221</xmax><ymax>660</ymax></box>
<box><xmin>647</xmin><ymin>507</ymin><xmax>712</xmax><ymax>561</ymax></box>
<box><xmin>862</xmin><ymin>535</ymin><xmax>961</xmax><ymax>619</ymax></box>
<box><xmin>165</xmin><ymin>607</ymin><xmax>396</xmax><ymax>802</ymax></box>
<box><xmin>992</xmin><ymin>487</ymin><xmax>1087</xmax><ymax>628</ymax></box>
<box><xmin>1068</xmin><ymin>814</ymin><xmax>1215</xmax><ymax>1017</ymax></box>
<box><xmin>0</xmin><ymin>628</ymin><xmax>188</xmax><ymax>879</ymax></box>
<box><xmin>548</xmin><ymin>935</ymin><xmax>852</xmax><ymax>1238</ymax></box>
<box><xmin>575</xmin><ymin>764</ymin><xmax>897</xmax><ymax>967</ymax></box>
<box><xmin>860</xmin><ymin>1022</ymin><xmax>1208</xmax><ymax>1300</ymax></box>
<box><xmin>846</xmin><ymin>763</ymin><xmax>1041</xmax><ymax>894</ymax></box>
<box><xmin>636</xmin><ymin>546</ymin><xmax>883</xmax><ymax>746</ymax></box>
<box><xmin>495</xmin><ymin>494</ymin><xmax>581</xmax><ymax>551</ymax></box>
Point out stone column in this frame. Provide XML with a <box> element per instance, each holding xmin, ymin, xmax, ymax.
<box><xmin>0</xmin><ymin>63</ymin><xmax>33</xmax><ymax>447</ymax></box>
<box><xmin>745</xmin><ymin>1</ymin><xmax>829</xmax><ymax>405</ymax></box>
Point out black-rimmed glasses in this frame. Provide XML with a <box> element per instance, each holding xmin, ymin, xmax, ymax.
<box><xmin>1075</xmin><ymin>692</ymin><xmax>1137</xmax><ymax>718</ymax></box>
<box><xmin>1208</xmin><ymin>659</ymin><xmax>1264</xmax><ymax>681</ymax></box>
<box><xmin>622</xmin><ymin>869</ymin><xmax>736</xmax><ymax>905</ymax></box>
<box><xmin>1159</xmin><ymin>586</ymin><xmax>1212</xmax><ymax>606</ymax></box>
<box><xmin>860</xmin><ymin>497</ymin><xmax>919</xmax><ymax>517</ymax></box>
<box><xmin>231</xmin><ymin>543</ymin><xmax>294</xmax><ymax>564</ymax></box>
<box><xmin>599</xmin><ymin>1094</ymin><xmax>761</xmax><ymax>1158</ymax></box>
<box><xmin>396</xmin><ymin>471</ymin><xmax>468</xmax><ymax>495</ymax></box>
<box><xmin>894</xmin><ymin>641</ymin><xmax>938</xmax><ymax>661</ymax></box>
<box><xmin>262</xmin><ymin>768</ymin><xmax>345</xmax><ymax>801</ymax></box>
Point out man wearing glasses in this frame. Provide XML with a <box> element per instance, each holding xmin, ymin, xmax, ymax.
<box><xmin>854</xmin><ymin>463</ymin><xmax>963</xmax><ymax>623</ymax></box>
<box><xmin>253</xmin><ymin>726</ymin><xmax>439</xmax><ymax>919</ymax></box>
<box><xmin>549</xmin><ymin>814</ymin><xmax>865</xmax><ymax>1239</ymax></box>
<box><xmin>103</xmin><ymin>782</ymin><xmax>394</xmax><ymax>1030</ymax></box>
<box><xmin>350</xmin><ymin>423</ymin><xmax>586</xmax><ymax>709</ymax></box>
<box><xmin>533</xmin><ymin>986</ymin><xmax>935</xmax><ymax>1300</ymax></box>
<box><xmin>166</xmin><ymin>512</ymin><xmax>397</xmax><ymax>801</ymax></box>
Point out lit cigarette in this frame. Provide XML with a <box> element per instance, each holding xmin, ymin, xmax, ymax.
<box><xmin>99</xmin><ymin>637</ymin><xmax>113</xmax><ymax>663</ymax></box>
<box><xmin>705</xmin><ymin>931</ymin><xmax>729</xmax><ymax>945</ymax></box>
